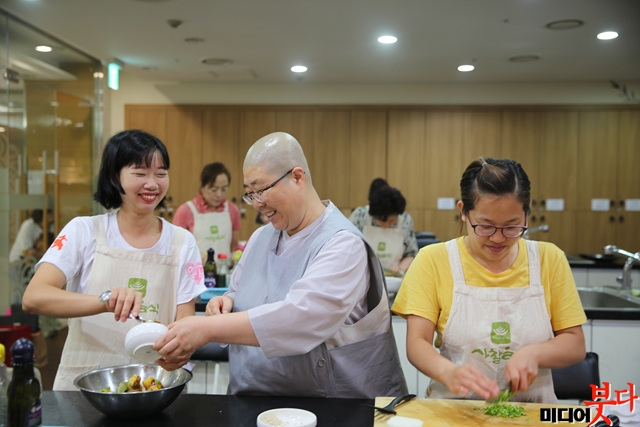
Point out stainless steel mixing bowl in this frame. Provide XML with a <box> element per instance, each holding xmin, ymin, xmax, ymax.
<box><xmin>73</xmin><ymin>364</ymin><xmax>192</xmax><ymax>418</ymax></box>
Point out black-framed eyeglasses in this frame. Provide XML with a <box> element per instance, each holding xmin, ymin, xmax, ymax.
<box><xmin>242</xmin><ymin>168</ymin><xmax>294</xmax><ymax>205</ymax></box>
<box><xmin>466</xmin><ymin>213</ymin><xmax>528</xmax><ymax>238</ymax></box>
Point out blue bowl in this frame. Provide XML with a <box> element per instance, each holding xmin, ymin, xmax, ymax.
<box><xmin>200</xmin><ymin>288</ymin><xmax>229</xmax><ymax>302</ymax></box>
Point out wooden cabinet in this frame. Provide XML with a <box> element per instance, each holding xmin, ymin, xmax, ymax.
<box><xmin>125</xmin><ymin>104</ymin><xmax>640</xmax><ymax>251</ymax></box>
<box><xmin>501</xmin><ymin>111</ymin><xmax>579</xmax><ymax>254</ymax></box>
<box><xmin>576</xmin><ymin>111</ymin><xmax>640</xmax><ymax>253</ymax></box>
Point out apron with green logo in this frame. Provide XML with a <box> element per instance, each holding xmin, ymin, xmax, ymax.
<box><xmin>426</xmin><ymin>239</ymin><xmax>557</xmax><ymax>403</ymax></box>
<box><xmin>53</xmin><ymin>215</ymin><xmax>182</xmax><ymax>390</ymax></box>
<box><xmin>362</xmin><ymin>213</ymin><xmax>404</xmax><ymax>271</ymax></box>
<box><xmin>187</xmin><ymin>200</ymin><xmax>232</xmax><ymax>258</ymax></box>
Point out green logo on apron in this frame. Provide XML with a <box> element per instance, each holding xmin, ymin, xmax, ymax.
<box><xmin>491</xmin><ymin>322</ymin><xmax>511</xmax><ymax>344</ymax></box>
<box><xmin>128</xmin><ymin>278</ymin><xmax>147</xmax><ymax>298</ymax></box>
<box><xmin>377</xmin><ymin>242</ymin><xmax>386</xmax><ymax>252</ymax></box>
<box><xmin>210</xmin><ymin>225</ymin><xmax>219</xmax><ymax>235</ymax></box>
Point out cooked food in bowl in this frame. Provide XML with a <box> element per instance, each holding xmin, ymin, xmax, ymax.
<box><xmin>74</xmin><ymin>364</ymin><xmax>192</xmax><ymax>418</ymax></box>
<box><xmin>98</xmin><ymin>374</ymin><xmax>164</xmax><ymax>393</ymax></box>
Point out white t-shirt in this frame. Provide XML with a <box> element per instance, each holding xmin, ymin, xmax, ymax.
<box><xmin>36</xmin><ymin>212</ymin><xmax>206</xmax><ymax>304</ymax></box>
<box><xmin>10</xmin><ymin>218</ymin><xmax>43</xmax><ymax>263</ymax></box>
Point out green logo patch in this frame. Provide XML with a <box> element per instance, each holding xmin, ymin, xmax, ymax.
<box><xmin>210</xmin><ymin>225</ymin><xmax>219</xmax><ymax>235</ymax></box>
<box><xmin>377</xmin><ymin>242</ymin><xmax>387</xmax><ymax>252</ymax></box>
<box><xmin>128</xmin><ymin>277</ymin><xmax>147</xmax><ymax>298</ymax></box>
<box><xmin>491</xmin><ymin>321</ymin><xmax>511</xmax><ymax>344</ymax></box>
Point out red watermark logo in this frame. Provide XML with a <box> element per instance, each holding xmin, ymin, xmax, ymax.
<box><xmin>540</xmin><ymin>382</ymin><xmax>637</xmax><ymax>426</ymax></box>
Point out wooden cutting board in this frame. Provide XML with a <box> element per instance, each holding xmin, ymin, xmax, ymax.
<box><xmin>373</xmin><ymin>397</ymin><xmax>590</xmax><ymax>426</ymax></box>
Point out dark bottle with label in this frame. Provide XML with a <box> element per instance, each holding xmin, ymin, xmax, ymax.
<box><xmin>8</xmin><ymin>338</ymin><xmax>41</xmax><ymax>427</ymax></box>
<box><xmin>216</xmin><ymin>253</ymin><xmax>230</xmax><ymax>288</ymax></box>
<box><xmin>204</xmin><ymin>248</ymin><xmax>217</xmax><ymax>288</ymax></box>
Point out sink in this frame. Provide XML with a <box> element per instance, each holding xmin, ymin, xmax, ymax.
<box><xmin>577</xmin><ymin>287</ymin><xmax>640</xmax><ymax>309</ymax></box>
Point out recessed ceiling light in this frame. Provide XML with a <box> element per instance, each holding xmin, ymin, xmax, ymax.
<box><xmin>201</xmin><ymin>58</ymin><xmax>233</xmax><ymax>66</ymax></box>
<box><xmin>35</xmin><ymin>45</ymin><xmax>52</xmax><ymax>52</ymax></box>
<box><xmin>291</xmin><ymin>65</ymin><xmax>307</xmax><ymax>73</ymax></box>
<box><xmin>378</xmin><ymin>35</ymin><xmax>397</xmax><ymax>44</ymax></box>
<box><xmin>545</xmin><ymin>19</ymin><xmax>584</xmax><ymax>30</ymax></box>
<box><xmin>597</xmin><ymin>31</ymin><xmax>619</xmax><ymax>40</ymax></box>
<box><xmin>184</xmin><ymin>37</ymin><xmax>204</xmax><ymax>43</ymax></box>
<box><xmin>509</xmin><ymin>55</ymin><xmax>540</xmax><ymax>63</ymax></box>
<box><xmin>458</xmin><ymin>65</ymin><xmax>475</xmax><ymax>72</ymax></box>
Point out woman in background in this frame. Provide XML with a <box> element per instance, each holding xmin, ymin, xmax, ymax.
<box><xmin>22</xmin><ymin>129</ymin><xmax>206</xmax><ymax>390</ymax></box>
<box><xmin>173</xmin><ymin>162</ymin><xmax>241</xmax><ymax>258</ymax></box>
<box><xmin>349</xmin><ymin>180</ymin><xmax>418</xmax><ymax>276</ymax></box>
<box><xmin>392</xmin><ymin>157</ymin><xmax>586</xmax><ymax>403</ymax></box>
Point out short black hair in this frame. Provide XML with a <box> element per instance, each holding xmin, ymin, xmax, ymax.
<box><xmin>93</xmin><ymin>129</ymin><xmax>170</xmax><ymax>210</ymax></box>
<box><xmin>368</xmin><ymin>178</ymin><xmax>389</xmax><ymax>202</ymax></box>
<box><xmin>200</xmin><ymin>162</ymin><xmax>231</xmax><ymax>188</ymax></box>
<box><xmin>369</xmin><ymin>186</ymin><xmax>406</xmax><ymax>221</ymax></box>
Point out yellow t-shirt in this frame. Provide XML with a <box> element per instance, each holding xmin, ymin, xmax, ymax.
<box><xmin>391</xmin><ymin>237</ymin><xmax>587</xmax><ymax>341</ymax></box>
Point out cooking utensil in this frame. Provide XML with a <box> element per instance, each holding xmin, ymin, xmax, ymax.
<box><xmin>73</xmin><ymin>363</ymin><xmax>192</xmax><ymax>419</ymax></box>
<box><xmin>365</xmin><ymin>393</ymin><xmax>416</xmax><ymax>414</ymax></box>
<box><xmin>98</xmin><ymin>290</ymin><xmax>146</xmax><ymax>322</ymax></box>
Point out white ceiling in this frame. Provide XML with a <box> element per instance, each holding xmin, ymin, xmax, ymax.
<box><xmin>1</xmin><ymin>0</ymin><xmax>639</xmax><ymax>86</ymax></box>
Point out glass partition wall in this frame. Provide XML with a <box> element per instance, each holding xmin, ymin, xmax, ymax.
<box><xmin>0</xmin><ymin>11</ymin><xmax>103</xmax><ymax>312</ymax></box>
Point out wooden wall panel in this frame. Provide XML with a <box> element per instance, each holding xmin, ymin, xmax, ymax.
<box><xmin>124</xmin><ymin>106</ymin><xmax>168</xmax><ymax>142</ymax></box>
<box><xmin>201</xmin><ymin>110</ymin><xmax>242</xmax><ymax>202</ymax></box>
<box><xmin>462</xmin><ymin>111</ymin><xmax>502</xmax><ymax>162</ymax></box>
<box><xmin>165</xmin><ymin>108</ymin><xmax>203</xmax><ymax>210</ymax></box>
<box><xmin>617</xmin><ymin>111</ymin><xmax>640</xmax><ymax>200</ymax></box>
<box><xmin>275</xmin><ymin>111</ymin><xmax>316</xmax><ymax>175</ymax></box>
<box><xmin>313</xmin><ymin>111</ymin><xmax>351</xmax><ymax>206</ymax></box>
<box><xmin>387</xmin><ymin>111</ymin><xmax>425</xmax><ymax>211</ymax></box>
<box><xmin>424</xmin><ymin>111</ymin><xmax>464</xmax><ymax>211</ymax></box>
<box><xmin>349</xmin><ymin>111</ymin><xmax>387</xmax><ymax>209</ymax></box>
<box><xmin>539</xmin><ymin>111</ymin><xmax>578</xmax><ymax>210</ymax></box>
<box><xmin>577</xmin><ymin>111</ymin><xmax>618</xmax><ymax>211</ymax></box>
<box><xmin>500</xmin><ymin>111</ymin><xmax>541</xmax><ymax>193</ymax></box>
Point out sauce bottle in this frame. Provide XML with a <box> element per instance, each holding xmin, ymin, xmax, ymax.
<box><xmin>204</xmin><ymin>248</ymin><xmax>217</xmax><ymax>288</ymax></box>
<box><xmin>7</xmin><ymin>338</ymin><xmax>41</xmax><ymax>427</ymax></box>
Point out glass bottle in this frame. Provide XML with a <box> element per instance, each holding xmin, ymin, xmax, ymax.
<box><xmin>0</xmin><ymin>343</ymin><xmax>8</xmax><ymax>427</ymax></box>
<box><xmin>204</xmin><ymin>248</ymin><xmax>217</xmax><ymax>288</ymax></box>
<box><xmin>216</xmin><ymin>253</ymin><xmax>230</xmax><ymax>288</ymax></box>
<box><xmin>8</xmin><ymin>338</ymin><xmax>41</xmax><ymax>427</ymax></box>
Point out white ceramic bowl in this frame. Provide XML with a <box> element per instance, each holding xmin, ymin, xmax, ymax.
<box><xmin>257</xmin><ymin>408</ymin><xmax>317</xmax><ymax>427</ymax></box>
<box><xmin>124</xmin><ymin>322</ymin><xmax>168</xmax><ymax>363</ymax></box>
<box><xmin>385</xmin><ymin>276</ymin><xmax>404</xmax><ymax>295</ymax></box>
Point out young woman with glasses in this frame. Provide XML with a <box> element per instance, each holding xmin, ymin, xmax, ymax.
<box><xmin>392</xmin><ymin>157</ymin><xmax>586</xmax><ymax>404</ymax></box>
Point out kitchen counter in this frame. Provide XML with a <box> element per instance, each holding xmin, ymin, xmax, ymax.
<box><xmin>42</xmin><ymin>391</ymin><xmax>374</xmax><ymax>427</ymax></box>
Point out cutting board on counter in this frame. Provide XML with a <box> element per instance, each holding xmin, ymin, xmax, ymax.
<box><xmin>373</xmin><ymin>397</ymin><xmax>590</xmax><ymax>426</ymax></box>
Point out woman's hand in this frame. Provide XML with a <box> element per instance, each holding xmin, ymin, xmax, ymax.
<box><xmin>442</xmin><ymin>363</ymin><xmax>499</xmax><ymax>400</ymax></box>
<box><xmin>102</xmin><ymin>287</ymin><xmax>143</xmax><ymax>322</ymax></box>
<box><xmin>503</xmin><ymin>346</ymin><xmax>541</xmax><ymax>392</ymax></box>
<box><xmin>206</xmin><ymin>295</ymin><xmax>234</xmax><ymax>315</ymax></box>
<box><xmin>154</xmin><ymin>316</ymin><xmax>212</xmax><ymax>362</ymax></box>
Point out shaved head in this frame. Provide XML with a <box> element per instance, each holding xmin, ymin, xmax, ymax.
<box><xmin>244</xmin><ymin>132</ymin><xmax>312</xmax><ymax>183</ymax></box>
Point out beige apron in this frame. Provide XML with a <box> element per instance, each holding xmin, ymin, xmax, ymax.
<box><xmin>362</xmin><ymin>213</ymin><xmax>405</xmax><ymax>271</ymax></box>
<box><xmin>53</xmin><ymin>215</ymin><xmax>184</xmax><ymax>390</ymax></box>
<box><xmin>187</xmin><ymin>200</ymin><xmax>232</xmax><ymax>258</ymax></box>
<box><xmin>426</xmin><ymin>239</ymin><xmax>557</xmax><ymax>403</ymax></box>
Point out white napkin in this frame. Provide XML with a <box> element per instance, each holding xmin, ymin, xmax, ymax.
<box><xmin>606</xmin><ymin>401</ymin><xmax>640</xmax><ymax>426</ymax></box>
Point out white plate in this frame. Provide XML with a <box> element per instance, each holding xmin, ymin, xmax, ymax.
<box><xmin>257</xmin><ymin>408</ymin><xmax>317</xmax><ymax>427</ymax></box>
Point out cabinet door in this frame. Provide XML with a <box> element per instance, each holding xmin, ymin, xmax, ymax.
<box><xmin>392</xmin><ymin>317</ymin><xmax>418</xmax><ymax>395</ymax></box>
<box><xmin>501</xmin><ymin>111</ymin><xmax>541</xmax><ymax>193</ymax></box>
<box><xmin>422</xmin><ymin>210</ymin><xmax>462</xmax><ymax>242</ymax></box>
<box><xmin>617</xmin><ymin>111</ymin><xmax>640</xmax><ymax>201</ymax></box>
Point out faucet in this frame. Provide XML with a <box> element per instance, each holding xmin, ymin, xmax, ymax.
<box><xmin>603</xmin><ymin>245</ymin><xmax>640</xmax><ymax>292</ymax></box>
<box><xmin>523</xmin><ymin>224</ymin><xmax>549</xmax><ymax>240</ymax></box>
